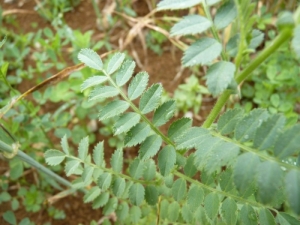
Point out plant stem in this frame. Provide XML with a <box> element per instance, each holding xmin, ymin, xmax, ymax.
<box><xmin>0</xmin><ymin>139</ymin><xmax>72</xmax><ymax>188</ymax></box>
<box><xmin>202</xmin><ymin>28</ymin><xmax>293</xmax><ymax>128</ymax></box>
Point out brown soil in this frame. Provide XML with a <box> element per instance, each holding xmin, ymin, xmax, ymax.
<box><xmin>0</xmin><ymin>0</ymin><xmax>215</xmax><ymax>224</ymax></box>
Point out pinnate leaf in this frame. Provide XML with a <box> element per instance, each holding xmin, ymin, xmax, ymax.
<box><xmin>93</xmin><ymin>192</ymin><xmax>109</xmax><ymax>209</ymax></box>
<box><xmin>99</xmin><ymin>100</ymin><xmax>129</xmax><ymax>120</ymax></box>
<box><xmin>129</xmin><ymin>158</ymin><xmax>144</xmax><ymax>179</ymax></box>
<box><xmin>129</xmin><ymin>183</ymin><xmax>145</xmax><ymax>206</ymax></box>
<box><xmin>93</xmin><ymin>141</ymin><xmax>105</xmax><ymax>167</ymax></box>
<box><xmin>111</xmin><ymin>148</ymin><xmax>123</xmax><ymax>173</ymax></box>
<box><xmin>143</xmin><ymin>159</ymin><xmax>156</xmax><ymax>181</ymax></box>
<box><xmin>65</xmin><ymin>159</ymin><xmax>81</xmax><ymax>176</ymax></box>
<box><xmin>204</xmin><ymin>193</ymin><xmax>220</xmax><ymax>221</ymax></box>
<box><xmin>114</xmin><ymin>112</ymin><xmax>140</xmax><ymax>135</ymax></box>
<box><xmin>139</xmin><ymin>135</ymin><xmax>162</xmax><ymax>160</ymax></box>
<box><xmin>139</xmin><ymin>84</ymin><xmax>162</xmax><ymax>114</ymax></box>
<box><xmin>168</xmin><ymin>202</ymin><xmax>180</xmax><ymax>222</ymax></box>
<box><xmin>182</xmin><ymin>38</ymin><xmax>222</xmax><ymax>67</ymax></box>
<box><xmin>153</xmin><ymin>100</ymin><xmax>176</xmax><ymax>127</ymax></box>
<box><xmin>130</xmin><ymin>206</ymin><xmax>141</xmax><ymax>223</ymax></box>
<box><xmin>214</xmin><ymin>1</ymin><xmax>237</xmax><ymax>30</ymax></box>
<box><xmin>89</xmin><ymin>86</ymin><xmax>118</xmax><ymax>101</ymax></box>
<box><xmin>78</xmin><ymin>136</ymin><xmax>89</xmax><ymax>161</ymax></box>
<box><xmin>61</xmin><ymin>135</ymin><xmax>69</xmax><ymax>155</ymax></box>
<box><xmin>116</xmin><ymin>60</ymin><xmax>135</xmax><ymax>86</ymax></box>
<box><xmin>276</xmin><ymin>212</ymin><xmax>300</xmax><ymax>225</ymax></box>
<box><xmin>206</xmin><ymin>61</ymin><xmax>236</xmax><ymax>96</ymax></box>
<box><xmin>98</xmin><ymin>172</ymin><xmax>112</xmax><ymax>191</ymax></box>
<box><xmin>116</xmin><ymin>202</ymin><xmax>129</xmax><ymax>220</ymax></box>
<box><xmin>171</xmin><ymin>15</ymin><xmax>212</xmax><ymax>36</ymax></box>
<box><xmin>128</xmin><ymin>72</ymin><xmax>149</xmax><ymax>100</ymax></box>
<box><xmin>175</xmin><ymin>127</ymin><xmax>209</xmax><ymax>150</ymax></box>
<box><xmin>45</xmin><ymin>150</ymin><xmax>66</xmax><ymax>166</ymax></box>
<box><xmin>103</xmin><ymin>197</ymin><xmax>118</xmax><ymax>215</ymax></box>
<box><xmin>240</xmin><ymin>205</ymin><xmax>257</xmax><ymax>225</ymax></box>
<box><xmin>78</xmin><ymin>48</ymin><xmax>103</xmax><ymax>70</ymax></box>
<box><xmin>187</xmin><ymin>185</ymin><xmax>204</xmax><ymax>211</ymax></box>
<box><xmin>145</xmin><ymin>185</ymin><xmax>158</xmax><ymax>205</ymax></box>
<box><xmin>258</xmin><ymin>208</ymin><xmax>276</xmax><ymax>225</ymax></box>
<box><xmin>82</xmin><ymin>165</ymin><xmax>94</xmax><ymax>184</ymax></box>
<box><xmin>292</xmin><ymin>26</ymin><xmax>300</xmax><ymax>58</ymax></box>
<box><xmin>172</xmin><ymin>178</ymin><xmax>187</xmax><ymax>201</ymax></box>
<box><xmin>112</xmin><ymin>177</ymin><xmax>126</xmax><ymax>197</ymax></box>
<box><xmin>157</xmin><ymin>0</ymin><xmax>202</xmax><ymax>10</ymax></box>
<box><xmin>249</xmin><ymin>29</ymin><xmax>264</xmax><ymax>50</ymax></box>
<box><xmin>81</xmin><ymin>76</ymin><xmax>108</xmax><ymax>92</ymax></box>
<box><xmin>221</xmin><ymin>198</ymin><xmax>237</xmax><ymax>225</ymax></box>
<box><xmin>124</xmin><ymin>122</ymin><xmax>151</xmax><ymax>147</ymax></box>
<box><xmin>217</xmin><ymin>108</ymin><xmax>243</xmax><ymax>135</ymax></box>
<box><xmin>168</xmin><ymin>117</ymin><xmax>192</xmax><ymax>141</ymax></box>
<box><xmin>158</xmin><ymin>145</ymin><xmax>176</xmax><ymax>176</ymax></box>
<box><xmin>106</xmin><ymin>53</ymin><xmax>125</xmax><ymax>75</ymax></box>
<box><xmin>285</xmin><ymin>170</ymin><xmax>300</xmax><ymax>215</ymax></box>
<box><xmin>83</xmin><ymin>186</ymin><xmax>101</xmax><ymax>203</ymax></box>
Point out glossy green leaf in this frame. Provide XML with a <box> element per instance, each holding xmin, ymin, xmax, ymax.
<box><xmin>129</xmin><ymin>158</ymin><xmax>144</xmax><ymax>179</ymax></box>
<box><xmin>214</xmin><ymin>1</ymin><xmax>237</xmax><ymax>29</ymax></box>
<box><xmin>138</xmin><ymin>135</ymin><xmax>162</xmax><ymax>160</ymax></box>
<box><xmin>83</xmin><ymin>186</ymin><xmax>101</xmax><ymax>203</ymax></box>
<box><xmin>204</xmin><ymin>193</ymin><xmax>220</xmax><ymax>221</ymax></box>
<box><xmin>221</xmin><ymin>198</ymin><xmax>237</xmax><ymax>225</ymax></box>
<box><xmin>93</xmin><ymin>141</ymin><xmax>105</xmax><ymax>167</ymax></box>
<box><xmin>112</xmin><ymin>177</ymin><xmax>126</xmax><ymax>197</ymax></box>
<box><xmin>114</xmin><ymin>112</ymin><xmax>140</xmax><ymax>135</ymax></box>
<box><xmin>128</xmin><ymin>72</ymin><xmax>149</xmax><ymax>100</ymax></box>
<box><xmin>129</xmin><ymin>183</ymin><xmax>145</xmax><ymax>206</ymax></box>
<box><xmin>45</xmin><ymin>150</ymin><xmax>66</xmax><ymax>166</ymax></box>
<box><xmin>99</xmin><ymin>100</ymin><xmax>129</xmax><ymax>120</ymax></box>
<box><xmin>253</xmin><ymin>114</ymin><xmax>285</xmax><ymax>150</ymax></box>
<box><xmin>88</xmin><ymin>86</ymin><xmax>118</xmax><ymax>101</ymax></box>
<box><xmin>61</xmin><ymin>135</ymin><xmax>69</xmax><ymax>155</ymax></box>
<box><xmin>78</xmin><ymin>48</ymin><xmax>103</xmax><ymax>70</ymax></box>
<box><xmin>239</xmin><ymin>205</ymin><xmax>257</xmax><ymax>225</ymax></box>
<box><xmin>168</xmin><ymin>201</ymin><xmax>180</xmax><ymax>222</ymax></box>
<box><xmin>78</xmin><ymin>136</ymin><xmax>89</xmax><ymax>161</ymax></box>
<box><xmin>157</xmin><ymin>0</ymin><xmax>202</xmax><ymax>10</ymax></box>
<box><xmin>111</xmin><ymin>148</ymin><xmax>123</xmax><ymax>173</ymax></box>
<box><xmin>187</xmin><ymin>185</ymin><xmax>204</xmax><ymax>211</ymax></box>
<box><xmin>116</xmin><ymin>60</ymin><xmax>135</xmax><ymax>86</ymax></box>
<box><xmin>153</xmin><ymin>100</ymin><xmax>176</xmax><ymax>126</ymax></box>
<box><xmin>182</xmin><ymin>38</ymin><xmax>222</xmax><ymax>67</ymax></box>
<box><xmin>285</xmin><ymin>170</ymin><xmax>300</xmax><ymax>215</ymax></box>
<box><xmin>124</xmin><ymin>122</ymin><xmax>151</xmax><ymax>147</ymax></box>
<box><xmin>106</xmin><ymin>53</ymin><xmax>125</xmax><ymax>75</ymax></box>
<box><xmin>217</xmin><ymin>108</ymin><xmax>243</xmax><ymax>135</ymax></box>
<box><xmin>274</xmin><ymin>124</ymin><xmax>300</xmax><ymax>159</ymax></box>
<box><xmin>98</xmin><ymin>172</ymin><xmax>112</xmax><ymax>191</ymax></box>
<box><xmin>258</xmin><ymin>208</ymin><xmax>276</xmax><ymax>225</ymax></box>
<box><xmin>65</xmin><ymin>159</ymin><xmax>81</xmax><ymax>176</ymax></box>
<box><xmin>139</xmin><ymin>84</ymin><xmax>162</xmax><ymax>114</ymax></box>
<box><xmin>158</xmin><ymin>145</ymin><xmax>176</xmax><ymax>176</ymax></box>
<box><xmin>206</xmin><ymin>61</ymin><xmax>236</xmax><ymax>96</ymax></box>
<box><xmin>233</xmin><ymin>153</ymin><xmax>260</xmax><ymax>196</ymax></box>
<box><xmin>145</xmin><ymin>185</ymin><xmax>158</xmax><ymax>205</ymax></box>
<box><xmin>168</xmin><ymin>117</ymin><xmax>192</xmax><ymax>141</ymax></box>
<box><xmin>292</xmin><ymin>26</ymin><xmax>300</xmax><ymax>58</ymax></box>
<box><xmin>170</xmin><ymin>15</ymin><xmax>212</xmax><ymax>36</ymax></box>
<box><xmin>92</xmin><ymin>192</ymin><xmax>109</xmax><ymax>209</ymax></box>
<box><xmin>172</xmin><ymin>178</ymin><xmax>187</xmax><ymax>201</ymax></box>
<box><xmin>80</xmin><ymin>76</ymin><xmax>108</xmax><ymax>92</ymax></box>
<box><xmin>175</xmin><ymin>127</ymin><xmax>209</xmax><ymax>150</ymax></box>
<box><xmin>116</xmin><ymin>202</ymin><xmax>129</xmax><ymax>220</ymax></box>
<box><xmin>103</xmin><ymin>197</ymin><xmax>118</xmax><ymax>216</ymax></box>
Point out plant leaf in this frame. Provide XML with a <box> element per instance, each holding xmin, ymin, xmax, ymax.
<box><xmin>112</xmin><ymin>177</ymin><xmax>126</xmax><ymax>197</ymax></box>
<box><xmin>221</xmin><ymin>198</ymin><xmax>237</xmax><ymax>224</ymax></box>
<box><xmin>143</xmin><ymin>159</ymin><xmax>156</xmax><ymax>181</ymax></box>
<box><xmin>61</xmin><ymin>135</ymin><xmax>69</xmax><ymax>155</ymax></box>
<box><xmin>170</xmin><ymin>15</ymin><xmax>212</xmax><ymax>36</ymax></box>
<box><xmin>128</xmin><ymin>71</ymin><xmax>149</xmax><ymax>100</ymax></box>
<box><xmin>78</xmin><ymin>136</ymin><xmax>89</xmax><ymax>161</ymax></box>
<box><xmin>93</xmin><ymin>192</ymin><xmax>109</xmax><ymax>209</ymax></box>
<box><xmin>114</xmin><ymin>112</ymin><xmax>141</xmax><ymax>135</ymax></box>
<box><xmin>157</xmin><ymin>0</ymin><xmax>202</xmax><ymax>10</ymax></box>
<box><xmin>258</xmin><ymin>208</ymin><xmax>276</xmax><ymax>225</ymax></box>
<box><xmin>249</xmin><ymin>29</ymin><xmax>264</xmax><ymax>50</ymax></box>
<box><xmin>83</xmin><ymin>186</ymin><xmax>101</xmax><ymax>203</ymax></box>
<box><xmin>182</xmin><ymin>38</ymin><xmax>222</xmax><ymax>67</ymax></box>
<box><xmin>187</xmin><ymin>185</ymin><xmax>204</xmax><ymax>211</ymax></box>
<box><xmin>81</xmin><ymin>76</ymin><xmax>108</xmax><ymax>92</ymax></box>
<box><xmin>168</xmin><ymin>202</ymin><xmax>180</xmax><ymax>222</ymax></box>
<box><xmin>0</xmin><ymin>36</ymin><xmax>7</xmax><ymax>48</ymax></box>
<box><xmin>204</xmin><ymin>192</ymin><xmax>220</xmax><ymax>221</ymax></box>
<box><xmin>130</xmin><ymin>206</ymin><xmax>142</xmax><ymax>223</ymax></box>
<box><xmin>139</xmin><ymin>135</ymin><xmax>162</xmax><ymax>160</ymax></box>
<box><xmin>103</xmin><ymin>197</ymin><xmax>118</xmax><ymax>216</ymax></box>
<box><xmin>99</xmin><ymin>100</ymin><xmax>129</xmax><ymax>120</ymax></box>
<box><xmin>276</xmin><ymin>212</ymin><xmax>300</xmax><ymax>225</ymax></box>
<box><xmin>168</xmin><ymin>117</ymin><xmax>192</xmax><ymax>141</ymax></box>
<box><xmin>111</xmin><ymin>148</ymin><xmax>123</xmax><ymax>173</ymax></box>
<box><xmin>93</xmin><ymin>141</ymin><xmax>105</xmax><ymax>167</ymax></box>
<box><xmin>129</xmin><ymin>183</ymin><xmax>145</xmax><ymax>206</ymax></box>
<box><xmin>181</xmin><ymin>203</ymin><xmax>193</xmax><ymax>223</ymax></box>
<box><xmin>158</xmin><ymin>145</ymin><xmax>176</xmax><ymax>176</ymax></box>
<box><xmin>226</xmin><ymin>34</ymin><xmax>240</xmax><ymax>57</ymax></box>
<box><xmin>139</xmin><ymin>84</ymin><xmax>162</xmax><ymax>114</ymax></box>
<box><xmin>240</xmin><ymin>205</ymin><xmax>257</xmax><ymax>225</ymax></box>
<box><xmin>82</xmin><ymin>165</ymin><xmax>94</xmax><ymax>184</ymax></box>
<box><xmin>116</xmin><ymin>60</ymin><xmax>136</xmax><ymax>86</ymax></box>
<box><xmin>124</xmin><ymin>122</ymin><xmax>151</xmax><ymax>147</ymax></box>
<box><xmin>183</xmin><ymin>154</ymin><xmax>197</xmax><ymax>177</ymax></box>
<box><xmin>129</xmin><ymin>158</ymin><xmax>144</xmax><ymax>179</ymax></box>
<box><xmin>107</xmin><ymin>53</ymin><xmax>125</xmax><ymax>75</ymax></box>
<box><xmin>285</xmin><ymin>170</ymin><xmax>300</xmax><ymax>215</ymax></box>
<box><xmin>45</xmin><ymin>150</ymin><xmax>66</xmax><ymax>166</ymax></box>
<box><xmin>292</xmin><ymin>25</ymin><xmax>300</xmax><ymax>58</ymax></box>
<box><xmin>206</xmin><ymin>61</ymin><xmax>236</xmax><ymax>96</ymax></box>
<box><xmin>153</xmin><ymin>100</ymin><xmax>176</xmax><ymax>127</ymax></box>
<box><xmin>145</xmin><ymin>185</ymin><xmax>159</xmax><ymax>205</ymax></box>
<box><xmin>253</xmin><ymin>114</ymin><xmax>285</xmax><ymax>150</ymax></box>
<box><xmin>214</xmin><ymin>1</ymin><xmax>237</xmax><ymax>30</ymax></box>
<box><xmin>98</xmin><ymin>172</ymin><xmax>112</xmax><ymax>191</ymax></box>
<box><xmin>217</xmin><ymin>108</ymin><xmax>243</xmax><ymax>135</ymax></box>
<box><xmin>78</xmin><ymin>48</ymin><xmax>103</xmax><ymax>70</ymax></box>
<box><xmin>116</xmin><ymin>202</ymin><xmax>129</xmax><ymax>220</ymax></box>
<box><xmin>65</xmin><ymin>159</ymin><xmax>81</xmax><ymax>176</ymax></box>
<box><xmin>88</xmin><ymin>86</ymin><xmax>119</xmax><ymax>101</ymax></box>
<box><xmin>274</xmin><ymin>124</ymin><xmax>300</xmax><ymax>159</ymax></box>
<box><xmin>175</xmin><ymin>127</ymin><xmax>209</xmax><ymax>150</ymax></box>
<box><xmin>172</xmin><ymin>178</ymin><xmax>187</xmax><ymax>201</ymax></box>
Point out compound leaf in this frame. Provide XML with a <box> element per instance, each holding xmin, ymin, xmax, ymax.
<box><xmin>171</xmin><ymin>15</ymin><xmax>212</xmax><ymax>36</ymax></box>
<box><xmin>61</xmin><ymin>135</ymin><xmax>69</xmax><ymax>155</ymax></box>
<box><xmin>89</xmin><ymin>86</ymin><xmax>118</xmax><ymax>101</ymax></box>
<box><xmin>98</xmin><ymin>172</ymin><xmax>112</xmax><ymax>191</ymax></box>
<box><xmin>116</xmin><ymin>202</ymin><xmax>129</xmax><ymax>220</ymax></box>
<box><xmin>78</xmin><ymin>136</ymin><xmax>89</xmax><ymax>161</ymax></box>
<box><xmin>139</xmin><ymin>84</ymin><xmax>163</xmax><ymax>114</ymax></box>
<box><xmin>139</xmin><ymin>135</ymin><xmax>162</xmax><ymax>160</ymax></box>
<box><xmin>249</xmin><ymin>29</ymin><xmax>264</xmax><ymax>50</ymax></box>
<box><xmin>183</xmin><ymin>154</ymin><xmax>197</xmax><ymax>177</ymax></box>
<box><xmin>217</xmin><ymin>108</ymin><xmax>243</xmax><ymax>135</ymax></box>
<box><xmin>128</xmin><ymin>72</ymin><xmax>149</xmax><ymax>100</ymax></box>
<box><xmin>83</xmin><ymin>186</ymin><xmax>101</xmax><ymax>203</ymax></box>
<box><xmin>82</xmin><ymin>165</ymin><xmax>94</xmax><ymax>184</ymax></box>
<box><xmin>221</xmin><ymin>198</ymin><xmax>238</xmax><ymax>225</ymax></box>
<box><xmin>99</xmin><ymin>100</ymin><xmax>129</xmax><ymax>120</ymax></box>
<box><xmin>182</xmin><ymin>203</ymin><xmax>193</xmax><ymax>223</ymax></box>
<box><xmin>276</xmin><ymin>212</ymin><xmax>300</xmax><ymax>225</ymax></box>
<box><xmin>124</xmin><ymin>122</ymin><xmax>151</xmax><ymax>147</ymax></box>
<box><xmin>239</xmin><ymin>205</ymin><xmax>257</xmax><ymax>225</ymax></box>
<box><xmin>45</xmin><ymin>149</ymin><xmax>65</xmax><ymax>166</ymax></box>
<box><xmin>172</xmin><ymin>178</ymin><xmax>187</xmax><ymax>201</ymax></box>
<box><xmin>111</xmin><ymin>148</ymin><xmax>123</xmax><ymax>173</ymax></box>
<box><xmin>168</xmin><ymin>117</ymin><xmax>192</xmax><ymax>141</ymax></box>
<box><xmin>114</xmin><ymin>112</ymin><xmax>141</xmax><ymax>135</ymax></box>
<box><xmin>153</xmin><ymin>100</ymin><xmax>176</xmax><ymax>127</ymax></box>
<box><xmin>116</xmin><ymin>60</ymin><xmax>136</xmax><ymax>86</ymax></box>
<box><xmin>143</xmin><ymin>159</ymin><xmax>156</xmax><ymax>181</ymax></box>
<box><xmin>93</xmin><ymin>141</ymin><xmax>105</xmax><ymax>167</ymax></box>
<box><xmin>81</xmin><ymin>76</ymin><xmax>108</xmax><ymax>92</ymax></box>
<box><xmin>93</xmin><ymin>192</ymin><xmax>109</xmax><ymax>209</ymax></box>
<box><xmin>285</xmin><ymin>170</ymin><xmax>300</xmax><ymax>215</ymax></box>
<box><xmin>182</xmin><ymin>38</ymin><xmax>222</xmax><ymax>67</ymax></box>
<box><xmin>168</xmin><ymin>202</ymin><xmax>180</xmax><ymax>222</ymax></box>
<box><xmin>206</xmin><ymin>61</ymin><xmax>236</xmax><ymax>96</ymax></box>
<box><xmin>157</xmin><ymin>0</ymin><xmax>202</xmax><ymax>10</ymax></box>
<box><xmin>129</xmin><ymin>158</ymin><xmax>144</xmax><ymax>179</ymax></box>
<box><xmin>158</xmin><ymin>145</ymin><xmax>176</xmax><ymax>176</ymax></box>
<box><xmin>175</xmin><ymin>127</ymin><xmax>209</xmax><ymax>150</ymax></box>
<box><xmin>130</xmin><ymin>206</ymin><xmax>141</xmax><ymax>223</ymax></box>
<box><xmin>204</xmin><ymin>193</ymin><xmax>220</xmax><ymax>221</ymax></box>
<box><xmin>214</xmin><ymin>1</ymin><xmax>237</xmax><ymax>30</ymax></box>
<box><xmin>258</xmin><ymin>208</ymin><xmax>276</xmax><ymax>225</ymax></box>
<box><xmin>145</xmin><ymin>185</ymin><xmax>159</xmax><ymax>205</ymax></box>
<box><xmin>113</xmin><ymin>177</ymin><xmax>126</xmax><ymax>197</ymax></box>
<box><xmin>187</xmin><ymin>185</ymin><xmax>204</xmax><ymax>211</ymax></box>
<box><xmin>107</xmin><ymin>52</ymin><xmax>125</xmax><ymax>75</ymax></box>
<box><xmin>78</xmin><ymin>48</ymin><xmax>103</xmax><ymax>70</ymax></box>
<box><xmin>103</xmin><ymin>197</ymin><xmax>118</xmax><ymax>216</ymax></box>
<box><xmin>129</xmin><ymin>183</ymin><xmax>145</xmax><ymax>206</ymax></box>
<box><xmin>292</xmin><ymin>25</ymin><xmax>300</xmax><ymax>58</ymax></box>
<box><xmin>65</xmin><ymin>159</ymin><xmax>81</xmax><ymax>176</ymax></box>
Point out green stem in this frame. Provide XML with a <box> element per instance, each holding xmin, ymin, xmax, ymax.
<box><xmin>202</xmin><ymin>28</ymin><xmax>293</xmax><ymax>128</ymax></box>
<box><xmin>0</xmin><ymin>139</ymin><xmax>72</xmax><ymax>188</ymax></box>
